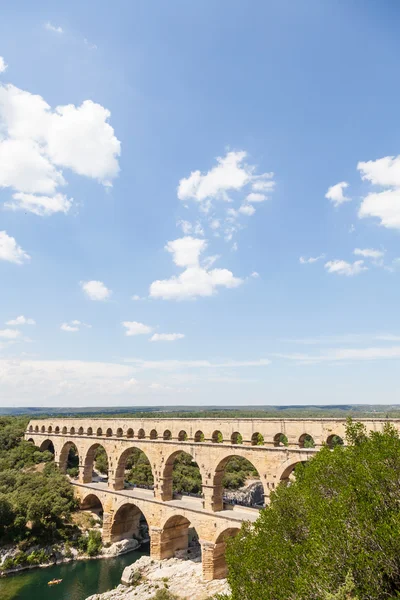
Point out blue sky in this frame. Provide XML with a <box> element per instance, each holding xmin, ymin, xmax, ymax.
<box><xmin>1</xmin><ymin>0</ymin><xmax>400</xmax><ymax>407</ymax></box>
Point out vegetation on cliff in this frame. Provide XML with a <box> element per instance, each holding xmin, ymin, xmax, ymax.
<box><xmin>221</xmin><ymin>420</ymin><xmax>400</xmax><ymax>600</ymax></box>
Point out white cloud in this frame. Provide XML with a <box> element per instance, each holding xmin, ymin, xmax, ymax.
<box><xmin>123</xmin><ymin>321</ymin><xmax>153</xmax><ymax>336</ymax></box>
<box><xmin>150</xmin><ymin>236</ymin><xmax>242</xmax><ymax>300</ymax></box>
<box><xmin>281</xmin><ymin>333</ymin><xmax>400</xmax><ymax>345</ymax></box>
<box><xmin>81</xmin><ymin>280</ymin><xmax>111</xmax><ymax>301</ymax></box>
<box><xmin>238</xmin><ymin>204</ymin><xmax>255</xmax><ymax>216</ymax></box>
<box><xmin>0</xmin><ymin>358</ymin><xmax>139</xmax><ymax>400</ymax></box>
<box><xmin>150</xmin><ymin>333</ymin><xmax>185</xmax><ymax>342</ymax></box>
<box><xmin>0</xmin><ymin>83</ymin><xmax>120</xmax><ymax>215</ymax></box>
<box><xmin>358</xmin><ymin>155</ymin><xmax>400</xmax><ymax>187</ymax></box>
<box><xmin>276</xmin><ymin>346</ymin><xmax>400</xmax><ymax>363</ymax></box>
<box><xmin>324</xmin><ymin>259</ymin><xmax>367</xmax><ymax>276</ymax></box>
<box><xmin>61</xmin><ymin>323</ymin><xmax>79</xmax><ymax>332</ymax></box>
<box><xmin>5</xmin><ymin>192</ymin><xmax>72</xmax><ymax>216</ymax></box>
<box><xmin>0</xmin><ymin>57</ymin><xmax>7</xmax><ymax>73</ymax></box>
<box><xmin>354</xmin><ymin>248</ymin><xmax>384</xmax><ymax>259</ymax></box>
<box><xmin>131</xmin><ymin>295</ymin><xmax>142</xmax><ymax>301</ymax></box>
<box><xmin>210</xmin><ymin>219</ymin><xmax>220</xmax><ymax>230</ymax></box>
<box><xmin>176</xmin><ymin>220</ymin><xmax>204</xmax><ymax>236</ymax></box>
<box><xmin>166</xmin><ymin>236</ymin><xmax>207</xmax><ymax>267</ymax></box>
<box><xmin>0</xmin><ymin>231</ymin><xmax>30</xmax><ymax>264</ymax></box>
<box><xmin>6</xmin><ymin>316</ymin><xmax>35</xmax><ymax>326</ymax></box>
<box><xmin>251</xmin><ymin>178</ymin><xmax>275</xmax><ymax>192</ymax></box>
<box><xmin>358</xmin><ymin>189</ymin><xmax>400</xmax><ymax>230</ymax></box>
<box><xmin>325</xmin><ymin>181</ymin><xmax>350</xmax><ymax>207</ymax></box>
<box><xmin>60</xmin><ymin>320</ymin><xmax>90</xmax><ymax>333</ymax></box>
<box><xmin>250</xmin><ymin>271</ymin><xmax>260</xmax><ymax>278</ymax></box>
<box><xmin>126</xmin><ymin>358</ymin><xmax>271</xmax><ymax>370</ymax></box>
<box><xmin>44</xmin><ymin>22</ymin><xmax>63</xmax><ymax>33</ymax></box>
<box><xmin>299</xmin><ymin>254</ymin><xmax>325</xmax><ymax>264</ymax></box>
<box><xmin>0</xmin><ymin>329</ymin><xmax>20</xmax><ymax>339</ymax></box>
<box><xmin>246</xmin><ymin>192</ymin><xmax>267</xmax><ymax>203</ymax></box>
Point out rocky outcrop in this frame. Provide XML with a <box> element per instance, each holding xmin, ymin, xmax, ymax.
<box><xmin>86</xmin><ymin>555</ymin><xmax>230</xmax><ymax>600</ymax></box>
<box><xmin>223</xmin><ymin>480</ymin><xmax>264</xmax><ymax>506</ymax></box>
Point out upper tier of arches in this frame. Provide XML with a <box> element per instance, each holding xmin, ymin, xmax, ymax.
<box><xmin>27</xmin><ymin>422</ymin><xmax>346</xmax><ymax>448</ymax></box>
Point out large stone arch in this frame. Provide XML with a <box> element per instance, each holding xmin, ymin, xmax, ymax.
<box><xmin>156</xmin><ymin>514</ymin><xmax>198</xmax><ymax>560</ymax></box>
<box><xmin>109</xmin><ymin>501</ymin><xmax>150</xmax><ymax>543</ymax></box>
<box><xmin>204</xmin><ymin>527</ymin><xmax>240</xmax><ymax>580</ymax></box>
<box><xmin>211</xmin><ymin>453</ymin><xmax>264</xmax><ymax>512</ymax></box>
<box><xmin>58</xmin><ymin>440</ymin><xmax>81</xmax><ymax>474</ymax></box>
<box><xmin>39</xmin><ymin>438</ymin><xmax>55</xmax><ymax>454</ymax></box>
<box><xmin>80</xmin><ymin>492</ymin><xmax>105</xmax><ymax>514</ymax></box>
<box><xmin>112</xmin><ymin>445</ymin><xmax>155</xmax><ymax>491</ymax></box>
<box><xmin>160</xmin><ymin>448</ymin><xmax>204</xmax><ymax>502</ymax></box>
<box><xmin>82</xmin><ymin>442</ymin><xmax>109</xmax><ymax>484</ymax></box>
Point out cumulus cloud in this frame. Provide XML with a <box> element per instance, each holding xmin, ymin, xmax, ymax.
<box><xmin>0</xmin><ymin>231</ymin><xmax>30</xmax><ymax>264</ymax></box>
<box><xmin>131</xmin><ymin>295</ymin><xmax>142</xmax><ymax>301</ymax></box>
<box><xmin>325</xmin><ymin>181</ymin><xmax>350</xmax><ymax>207</ymax></box>
<box><xmin>81</xmin><ymin>280</ymin><xmax>111</xmax><ymax>301</ymax></box>
<box><xmin>44</xmin><ymin>22</ymin><xmax>63</xmax><ymax>33</ymax></box>
<box><xmin>0</xmin><ymin>83</ymin><xmax>120</xmax><ymax>215</ymax></box>
<box><xmin>246</xmin><ymin>192</ymin><xmax>267</xmax><ymax>203</ymax></box>
<box><xmin>356</xmin><ymin>156</ymin><xmax>400</xmax><ymax>229</ymax></box>
<box><xmin>123</xmin><ymin>321</ymin><xmax>153</xmax><ymax>336</ymax></box>
<box><xmin>324</xmin><ymin>259</ymin><xmax>367</xmax><ymax>276</ymax></box>
<box><xmin>6</xmin><ymin>316</ymin><xmax>35</xmax><ymax>326</ymax></box>
<box><xmin>354</xmin><ymin>248</ymin><xmax>384</xmax><ymax>259</ymax></box>
<box><xmin>150</xmin><ymin>333</ymin><xmax>185</xmax><ymax>342</ymax></box>
<box><xmin>0</xmin><ymin>57</ymin><xmax>7</xmax><ymax>73</ymax></box>
<box><xmin>238</xmin><ymin>204</ymin><xmax>255</xmax><ymax>216</ymax></box>
<box><xmin>299</xmin><ymin>254</ymin><xmax>325</xmax><ymax>264</ymax></box>
<box><xmin>149</xmin><ymin>236</ymin><xmax>243</xmax><ymax>300</ymax></box>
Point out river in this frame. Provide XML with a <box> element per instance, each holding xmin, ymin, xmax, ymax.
<box><xmin>0</xmin><ymin>544</ymin><xmax>149</xmax><ymax>600</ymax></box>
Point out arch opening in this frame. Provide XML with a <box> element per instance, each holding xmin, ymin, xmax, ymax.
<box><xmin>163</xmin><ymin>430</ymin><xmax>172</xmax><ymax>440</ymax></box>
<box><xmin>106</xmin><ymin>428</ymin><xmax>113</xmax><ymax>437</ymax></box>
<box><xmin>230</xmin><ymin>432</ymin><xmax>243</xmax><ymax>445</ymax></box>
<box><xmin>114</xmin><ymin>447</ymin><xmax>154</xmax><ymax>491</ymax></box>
<box><xmin>39</xmin><ymin>439</ymin><xmax>55</xmax><ymax>455</ymax></box>
<box><xmin>159</xmin><ymin>515</ymin><xmax>201</xmax><ymax>562</ymax></box>
<box><xmin>34</xmin><ymin>425</ymin><xmax>39</xmax><ymax>433</ymax></box>
<box><xmin>127</xmin><ymin>428</ymin><xmax>134</xmax><ymax>438</ymax></box>
<box><xmin>215</xmin><ymin>455</ymin><xmax>264</xmax><ymax>509</ymax></box>
<box><xmin>327</xmin><ymin>434</ymin><xmax>344</xmax><ymax>448</ymax></box>
<box><xmin>150</xmin><ymin>429</ymin><xmax>158</xmax><ymax>440</ymax></box>
<box><xmin>55</xmin><ymin>426</ymin><xmax>60</xmax><ymax>434</ymax></box>
<box><xmin>178</xmin><ymin>430</ymin><xmax>188</xmax><ymax>441</ymax></box>
<box><xmin>110</xmin><ymin>503</ymin><xmax>149</xmax><ymax>544</ymax></box>
<box><xmin>83</xmin><ymin>443</ymin><xmax>109</xmax><ymax>484</ymax></box>
<box><xmin>212</xmin><ymin>430</ymin><xmax>223</xmax><ymax>443</ymax></box>
<box><xmin>96</xmin><ymin>427</ymin><xmax>103</xmax><ymax>437</ymax></box>
<box><xmin>274</xmin><ymin>433</ymin><xmax>288</xmax><ymax>447</ymax></box>
<box><xmin>87</xmin><ymin>427</ymin><xmax>93</xmax><ymax>436</ymax></box>
<box><xmin>59</xmin><ymin>441</ymin><xmax>79</xmax><ymax>478</ymax></box>
<box><xmin>162</xmin><ymin>451</ymin><xmax>202</xmax><ymax>501</ymax></box>
<box><xmin>80</xmin><ymin>493</ymin><xmax>104</xmax><ymax>516</ymax></box>
<box><xmin>299</xmin><ymin>433</ymin><xmax>315</xmax><ymax>448</ymax></box>
<box><xmin>194</xmin><ymin>430</ymin><xmax>204</xmax><ymax>442</ymax></box>
<box><xmin>62</xmin><ymin>426</ymin><xmax>67</xmax><ymax>434</ymax></box>
<box><xmin>211</xmin><ymin>528</ymin><xmax>240</xmax><ymax>579</ymax></box>
<box><xmin>251</xmin><ymin>432</ymin><xmax>264</xmax><ymax>446</ymax></box>
<box><xmin>116</xmin><ymin>428</ymin><xmax>123</xmax><ymax>438</ymax></box>
<box><xmin>137</xmin><ymin>428</ymin><xmax>145</xmax><ymax>439</ymax></box>
<box><xmin>78</xmin><ymin>427</ymin><xmax>84</xmax><ymax>435</ymax></box>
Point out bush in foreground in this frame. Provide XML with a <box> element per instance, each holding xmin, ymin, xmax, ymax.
<box><xmin>223</xmin><ymin>420</ymin><xmax>400</xmax><ymax>600</ymax></box>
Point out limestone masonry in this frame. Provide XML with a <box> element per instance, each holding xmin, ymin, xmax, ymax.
<box><xmin>25</xmin><ymin>417</ymin><xmax>395</xmax><ymax>580</ymax></box>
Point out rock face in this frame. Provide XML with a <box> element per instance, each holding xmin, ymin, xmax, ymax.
<box><xmin>86</xmin><ymin>555</ymin><xmax>230</xmax><ymax>600</ymax></box>
<box><xmin>102</xmin><ymin>539</ymin><xmax>140</xmax><ymax>557</ymax></box>
<box><xmin>223</xmin><ymin>480</ymin><xmax>264</xmax><ymax>506</ymax></box>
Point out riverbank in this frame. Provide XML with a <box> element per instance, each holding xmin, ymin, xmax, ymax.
<box><xmin>0</xmin><ymin>538</ymin><xmax>142</xmax><ymax>578</ymax></box>
<box><xmin>86</xmin><ymin>555</ymin><xmax>230</xmax><ymax>600</ymax></box>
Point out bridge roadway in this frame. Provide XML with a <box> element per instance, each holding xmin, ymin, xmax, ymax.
<box><xmin>25</xmin><ymin>416</ymin><xmax>397</xmax><ymax>579</ymax></box>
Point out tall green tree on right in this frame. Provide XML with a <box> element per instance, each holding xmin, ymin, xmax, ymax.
<box><xmin>222</xmin><ymin>420</ymin><xmax>400</xmax><ymax>600</ymax></box>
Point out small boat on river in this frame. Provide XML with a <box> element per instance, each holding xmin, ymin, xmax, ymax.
<box><xmin>48</xmin><ymin>578</ymin><xmax>63</xmax><ymax>586</ymax></box>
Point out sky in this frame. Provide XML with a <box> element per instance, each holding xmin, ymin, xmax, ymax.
<box><xmin>1</xmin><ymin>0</ymin><xmax>400</xmax><ymax>407</ymax></box>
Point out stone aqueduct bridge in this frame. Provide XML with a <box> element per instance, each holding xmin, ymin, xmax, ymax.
<box><xmin>25</xmin><ymin>417</ymin><xmax>394</xmax><ymax>580</ymax></box>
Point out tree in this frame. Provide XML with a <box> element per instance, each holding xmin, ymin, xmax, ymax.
<box><xmin>224</xmin><ymin>420</ymin><xmax>400</xmax><ymax>600</ymax></box>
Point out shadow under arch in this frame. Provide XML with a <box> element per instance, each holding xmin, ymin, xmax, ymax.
<box><xmin>39</xmin><ymin>439</ymin><xmax>55</xmax><ymax>454</ymax></box>
<box><xmin>80</xmin><ymin>492</ymin><xmax>104</xmax><ymax>515</ymax></box>
<box><xmin>83</xmin><ymin>442</ymin><xmax>109</xmax><ymax>483</ymax></box>
<box><xmin>158</xmin><ymin>514</ymin><xmax>201</xmax><ymax>561</ymax></box>
<box><xmin>58</xmin><ymin>440</ymin><xmax>80</xmax><ymax>476</ymax></box>
<box><xmin>279</xmin><ymin>460</ymin><xmax>308</xmax><ymax>484</ymax></box>
<box><xmin>161</xmin><ymin>449</ymin><xmax>203</xmax><ymax>501</ymax></box>
<box><xmin>212</xmin><ymin>454</ymin><xmax>264</xmax><ymax>511</ymax></box>
<box><xmin>113</xmin><ymin>446</ymin><xmax>154</xmax><ymax>491</ymax></box>
<box><xmin>212</xmin><ymin>527</ymin><xmax>241</xmax><ymax>579</ymax></box>
<box><xmin>110</xmin><ymin>502</ymin><xmax>149</xmax><ymax>543</ymax></box>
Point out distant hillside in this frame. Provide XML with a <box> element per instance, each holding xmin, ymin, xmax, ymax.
<box><xmin>2</xmin><ymin>405</ymin><xmax>400</xmax><ymax>419</ymax></box>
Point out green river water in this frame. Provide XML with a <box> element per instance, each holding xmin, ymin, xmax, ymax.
<box><xmin>0</xmin><ymin>545</ymin><xmax>149</xmax><ymax>600</ymax></box>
